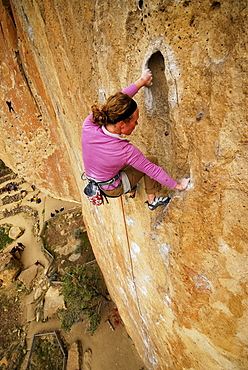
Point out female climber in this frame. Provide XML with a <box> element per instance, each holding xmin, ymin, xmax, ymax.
<box><xmin>81</xmin><ymin>69</ymin><xmax>190</xmax><ymax>210</ymax></box>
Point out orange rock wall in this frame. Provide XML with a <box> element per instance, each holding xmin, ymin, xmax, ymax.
<box><xmin>0</xmin><ymin>1</ymin><xmax>247</xmax><ymax>369</ymax></box>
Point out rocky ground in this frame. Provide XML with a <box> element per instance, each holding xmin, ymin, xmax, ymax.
<box><xmin>0</xmin><ymin>164</ymin><xmax>147</xmax><ymax>370</ymax></box>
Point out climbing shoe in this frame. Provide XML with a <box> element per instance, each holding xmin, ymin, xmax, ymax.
<box><xmin>145</xmin><ymin>196</ymin><xmax>171</xmax><ymax>211</ymax></box>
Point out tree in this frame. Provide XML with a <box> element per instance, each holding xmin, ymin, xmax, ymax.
<box><xmin>58</xmin><ymin>264</ymin><xmax>105</xmax><ymax>334</ymax></box>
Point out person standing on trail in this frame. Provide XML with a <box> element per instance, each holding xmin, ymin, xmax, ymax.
<box><xmin>10</xmin><ymin>246</ymin><xmax>22</xmax><ymax>260</ymax></box>
<box><xmin>81</xmin><ymin>69</ymin><xmax>190</xmax><ymax>210</ymax></box>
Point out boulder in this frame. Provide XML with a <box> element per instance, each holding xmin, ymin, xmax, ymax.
<box><xmin>68</xmin><ymin>253</ymin><xmax>80</xmax><ymax>262</ymax></box>
<box><xmin>0</xmin><ymin>252</ymin><xmax>22</xmax><ymax>286</ymax></box>
<box><xmin>43</xmin><ymin>286</ymin><xmax>65</xmax><ymax>319</ymax></box>
<box><xmin>54</xmin><ymin>237</ymin><xmax>78</xmax><ymax>256</ymax></box>
<box><xmin>8</xmin><ymin>226</ymin><xmax>24</xmax><ymax>240</ymax></box>
<box><xmin>83</xmin><ymin>349</ymin><xmax>92</xmax><ymax>370</ymax></box>
<box><xmin>17</xmin><ymin>264</ymin><xmax>38</xmax><ymax>290</ymax></box>
<box><xmin>66</xmin><ymin>341</ymin><xmax>81</xmax><ymax>370</ymax></box>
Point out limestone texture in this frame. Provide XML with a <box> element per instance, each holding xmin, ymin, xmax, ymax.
<box><xmin>0</xmin><ymin>0</ymin><xmax>247</xmax><ymax>369</ymax></box>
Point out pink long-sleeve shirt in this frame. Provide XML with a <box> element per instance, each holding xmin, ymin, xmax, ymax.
<box><xmin>81</xmin><ymin>84</ymin><xmax>177</xmax><ymax>189</ymax></box>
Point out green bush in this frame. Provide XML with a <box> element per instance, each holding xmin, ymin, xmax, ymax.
<box><xmin>0</xmin><ymin>294</ymin><xmax>26</xmax><ymax>368</ymax></box>
<box><xmin>58</xmin><ymin>307</ymin><xmax>83</xmax><ymax>332</ymax></box>
<box><xmin>59</xmin><ymin>264</ymin><xmax>102</xmax><ymax>334</ymax></box>
<box><xmin>74</xmin><ymin>228</ymin><xmax>84</xmax><ymax>239</ymax></box>
<box><xmin>29</xmin><ymin>337</ymin><xmax>64</xmax><ymax>370</ymax></box>
<box><xmin>0</xmin><ymin>225</ymin><xmax>14</xmax><ymax>252</ymax></box>
<box><xmin>88</xmin><ymin>309</ymin><xmax>101</xmax><ymax>336</ymax></box>
<box><xmin>73</xmin><ymin>229</ymin><xmax>94</xmax><ymax>261</ymax></box>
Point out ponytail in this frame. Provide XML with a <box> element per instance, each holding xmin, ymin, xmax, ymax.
<box><xmin>91</xmin><ymin>105</ymin><xmax>108</xmax><ymax>126</ymax></box>
<box><xmin>91</xmin><ymin>92</ymin><xmax>137</xmax><ymax>126</ymax></box>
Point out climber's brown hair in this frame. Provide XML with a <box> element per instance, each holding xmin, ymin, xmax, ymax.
<box><xmin>91</xmin><ymin>92</ymin><xmax>137</xmax><ymax>126</ymax></box>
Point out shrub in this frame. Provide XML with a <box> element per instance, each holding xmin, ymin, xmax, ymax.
<box><xmin>74</xmin><ymin>228</ymin><xmax>84</xmax><ymax>239</ymax></box>
<box><xmin>59</xmin><ymin>264</ymin><xmax>103</xmax><ymax>334</ymax></box>
<box><xmin>29</xmin><ymin>337</ymin><xmax>64</xmax><ymax>370</ymax></box>
<box><xmin>73</xmin><ymin>229</ymin><xmax>94</xmax><ymax>261</ymax></box>
<box><xmin>0</xmin><ymin>224</ymin><xmax>14</xmax><ymax>252</ymax></box>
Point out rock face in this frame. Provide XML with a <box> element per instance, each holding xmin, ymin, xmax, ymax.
<box><xmin>0</xmin><ymin>1</ymin><xmax>247</xmax><ymax>369</ymax></box>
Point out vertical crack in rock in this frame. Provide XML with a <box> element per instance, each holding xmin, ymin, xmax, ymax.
<box><xmin>14</xmin><ymin>50</ymin><xmax>43</xmax><ymax>117</ymax></box>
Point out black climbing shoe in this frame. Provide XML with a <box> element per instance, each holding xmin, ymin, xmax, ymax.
<box><xmin>145</xmin><ymin>196</ymin><xmax>171</xmax><ymax>210</ymax></box>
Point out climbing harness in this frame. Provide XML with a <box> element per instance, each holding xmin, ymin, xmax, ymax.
<box><xmin>86</xmin><ymin>172</ymin><xmax>121</xmax><ymax>187</ymax></box>
<box><xmin>81</xmin><ymin>173</ymin><xmax>122</xmax><ymax>206</ymax></box>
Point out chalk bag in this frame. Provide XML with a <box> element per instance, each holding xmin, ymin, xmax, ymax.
<box><xmin>83</xmin><ymin>181</ymin><xmax>104</xmax><ymax>206</ymax></box>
